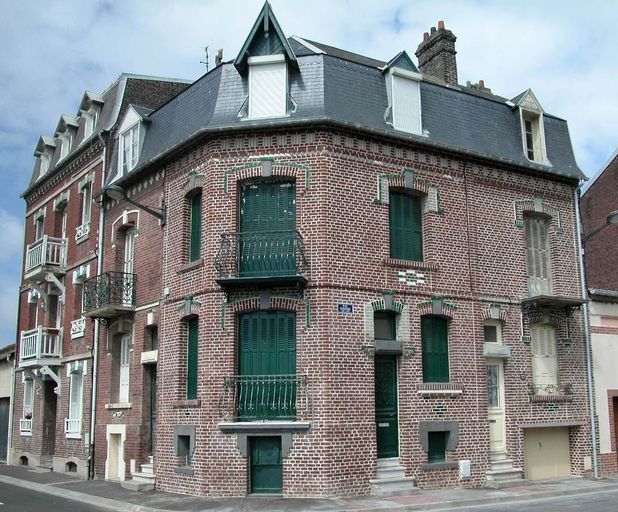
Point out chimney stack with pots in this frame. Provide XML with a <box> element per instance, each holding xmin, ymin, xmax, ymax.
<box><xmin>415</xmin><ymin>20</ymin><xmax>458</xmax><ymax>87</ymax></box>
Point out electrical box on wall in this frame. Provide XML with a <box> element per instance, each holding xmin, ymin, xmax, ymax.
<box><xmin>459</xmin><ymin>459</ymin><xmax>471</xmax><ymax>480</ymax></box>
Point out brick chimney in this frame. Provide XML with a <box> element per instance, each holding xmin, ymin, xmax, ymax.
<box><xmin>415</xmin><ymin>20</ymin><xmax>458</xmax><ymax>87</ymax></box>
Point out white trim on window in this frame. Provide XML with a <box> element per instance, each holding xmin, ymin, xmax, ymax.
<box><xmin>519</xmin><ymin>110</ymin><xmax>549</xmax><ymax>165</ymax></box>
<box><xmin>387</xmin><ymin>67</ymin><xmax>423</xmax><ymax>135</ymax></box>
<box><xmin>119</xmin><ymin>124</ymin><xmax>140</xmax><ymax>176</ymax></box>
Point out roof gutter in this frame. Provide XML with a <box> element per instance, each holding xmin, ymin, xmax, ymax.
<box><xmin>117</xmin><ymin>117</ymin><xmax>583</xmax><ymax>189</ymax></box>
<box><xmin>574</xmin><ymin>181</ymin><xmax>599</xmax><ymax>479</ymax></box>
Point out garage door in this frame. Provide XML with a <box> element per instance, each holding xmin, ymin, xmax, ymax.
<box><xmin>524</xmin><ymin>427</ymin><xmax>571</xmax><ymax>480</ymax></box>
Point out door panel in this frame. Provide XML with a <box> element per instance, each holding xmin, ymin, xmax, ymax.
<box><xmin>487</xmin><ymin>361</ymin><xmax>506</xmax><ymax>454</ymax></box>
<box><xmin>250</xmin><ymin>437</ymin><xmax>282</xmax><ymax>494</ymax></box>
<box><xmin>524</xmin><ymin>427</ymin><xmax>570</xmax><ymax>480</ymax></box>
<box><xmin>375</xmin><ymin>355</ymin><xmax>399</xmax><ymax>458</ymax></box>
<box><xmin>0</xmin><ymin>398</ymin><xmax>9</xmax><ymax>460</ymax></box>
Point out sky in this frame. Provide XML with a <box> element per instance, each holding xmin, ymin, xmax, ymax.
<box><xmin>1</xmin><ymin>0</ymin><xmax>617</xmax><ymax>347</ymax></box>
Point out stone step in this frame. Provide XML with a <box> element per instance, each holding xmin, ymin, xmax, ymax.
<box><xmin>490</xmin><ymin>452</ymin><xmax>508</xmax><ymax>462</ymax></box>
<box><xmin>377</xmin><ymin>457</ymin><xmax>401</xmax><ymax>468</ymax></box>
<box><xmin>140</xmin><ymin>463</ymin><xmax>154</xmax><ymax>475</ymax></box>
<box><xmin>491</xmin><ymin>459</ymin><xmax>515</xmax><ymax>471</ymax></box>
<box><xmin>132</xmin><ymin>471</ymin><xmax>156</xmax><ymax>484</ymax></box>
<box><xmin>486</xmin><ymin>467</ymin><xmax>524</xmax><ymax>483</ymax></box>
<box><xmin>376</xmin><ymin>466</ymin><xmax>406</xmax><ymax>480</ymax></box>
<box><xmin>370</xmin><ymin>476</ymin><xmax>417</xmax><ymax>498</ymax></box>
<box><xmin>121</xmin><ymin>479</ymin><xmax>154</xmax><ymax>492</ymax></box>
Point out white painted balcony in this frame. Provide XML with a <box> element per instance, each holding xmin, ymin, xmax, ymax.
<box><xmin>70</xmin><ymin>317</ymin><xmax>86</xmax><ymax>339</ymax></box>
<box><xmin>24</xmin><ymin>235</ymin><xmax>67</xmax><ymax>280</ymax></box>
<box><xmin>75</xmin><ymin>222</ymin><xmax>90</xmax><ymax>241</ymax></box>
<box><xmin>19</xmin><ymin>418</ymin><xmax>32</xmax><ymax>436</ymax></box>
<box><xmin>19</xmin><ymin>327</ymin><xmax>62</xmax><ymax>368</ymax></box>
<box><xmin>64</xmin><ymin>418</ymin><xmax>82</xmax><ymax>437</ymax></box>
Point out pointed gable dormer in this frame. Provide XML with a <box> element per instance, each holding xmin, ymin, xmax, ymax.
<box><xmin>54</xmin><ymin>114</ymin><xmax>79</xmax><ymax>161</ymax></box>
<box><xmin>382</xmin><ymin>51</ymin><xmax>423</xmax><ymax>136</ymax></box>
<box><xmin>511</xmin><ymin>89</ymin><xmax>550</xmax><ymax>166</ymax></box>
<box><xmin>113</xmin><ymin>104</ymin><xmax>152</xmax><ymax>183</ymax></box>
<box><xmin>234</xmin><ymin>2</ymin><xmax>297</xmax><ymax>119</ymax></box>
<box><xmin>34</xmin><ymin>136</ymin><xmax>56</xmax><ymax>180</ymax></box>
<box><xmin>78</xmin><ymin>90</ymin><xmax>104</xmax><ymax>143</ymax></box>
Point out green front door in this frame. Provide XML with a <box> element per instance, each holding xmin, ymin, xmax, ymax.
<box><xmin>250</xmin><ymin>436</ymin><xmax>282</xmax><ymax>494</ymax></box>
<box><xmin>239</xmin><ymin>181</ymin><xmax>296</xmax><ymax>277</ymax></box>
<box><xmin>375</xmin><ymin>355</ymin><xmax>399</xmax><ymax>458</ymax></box>
<box><xmin>238</xmin><ymin>311</ymin><xmax>296</xmax><ymax>420</ymax></box>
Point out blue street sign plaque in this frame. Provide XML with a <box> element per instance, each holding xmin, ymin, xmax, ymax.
<box><xmin>338</xmin><ymin>303</ymin><xmax>353</xmax><ymax>314</ymax></box>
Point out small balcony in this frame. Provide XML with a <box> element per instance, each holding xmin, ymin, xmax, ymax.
<box><xmin>214</xmin><ymin>230</ymin><xmax>307</xmax><ymax>289</ymax></box>
<box><xmin>219</xmin><ymin>374</ymin><xmax>310</xmax><ymax>421</ymax></box>
<box><xmin>64</xmin><ymin>418</ymin><xmax>82</xmax><ymax>438</ymax></box>
<box><xmin>82</xmin><ymin>272</ymin><xmax>137</xmax><ymax>319</ymax></box>
<box><xmin>19</xmin><ymin>326</ymin><xmax>62</xmax><ymax>368</ymax></box>
<box><xmin>24</xmin><ymin>235</ymin><xmax>67</xmax><ymax>281</ymax></box>
<box><xmin>19</xmin><ymin>418</ymin><xmax>33</xmax><ymax>436</ymax></box>
<box><xmin>528</xmin><ymin>383</ymin><xmax>574</xmax><ymax>403</ymax></box>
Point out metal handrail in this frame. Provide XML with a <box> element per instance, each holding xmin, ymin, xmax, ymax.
<box><xmin>528</xmin><ymin>383</ymin><xmax>572</xmax><ymax>396</ymax></box>
<box><xmin>20</xmin><ymin>326</ymin><xmax>62</xmax><ymax>361</ymax></box>
<box><xmin>82</xmin><ymin>271</ymin><xmax>137</xmax><ymax>312</ymax></box>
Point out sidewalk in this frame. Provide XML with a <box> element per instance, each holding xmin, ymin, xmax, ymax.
<box><xmin>1</xmin><ymin>464</ymin><xmax>618</xmax><ymax>512</ymax></box>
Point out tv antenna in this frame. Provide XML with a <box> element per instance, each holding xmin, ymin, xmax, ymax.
<box><xmin>200</xmin><ymin>46</ymin><xmax>209</xmax><ymax>72</ymax></box>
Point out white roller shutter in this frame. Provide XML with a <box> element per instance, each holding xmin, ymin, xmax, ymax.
<box><xmin>392</xmin><ymin>75</ymin><xmax>421</xmax><ymax>135</ymax></box>
<box><xmin>249</xmin><ymin>60</ymin><xmax>287</xmax><ymax>119</ymax></box>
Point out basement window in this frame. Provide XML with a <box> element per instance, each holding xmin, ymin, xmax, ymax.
<box><xmin>427</xmin><ymin>431</ymin><xmax>447</xmax><ymax>463</ymax></box>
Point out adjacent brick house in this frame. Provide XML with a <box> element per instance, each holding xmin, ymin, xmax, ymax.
<box><xmin>580</xmin><ymin>151</ymin><xmax>618</xmax><ymax>476</ymax></box>
<box><xmin>11</xmin><ymin>74</ymin><xmax>190</xmax><ymax>478</ymax></box>
<box><xmin>98</xmin><ymin>3</ymin><xmax>592</xmax><ymax>496</ymax></box>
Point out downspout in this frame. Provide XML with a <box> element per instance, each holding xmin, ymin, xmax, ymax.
<box><xmin>574</xmin><ymin>184</ymin><xmax>598</xmax><ymax>479</ymax></box>
<box><xmin>88</xmin><ymin>131</ymin><xmax>108</xmax><ymax>479</ymax></box>
<box><xmin>6</xmin><ymin>350</ymin><xmax>16</xmax><ymax>463</ymax></box>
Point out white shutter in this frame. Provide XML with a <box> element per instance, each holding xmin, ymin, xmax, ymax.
<box><xmin>392</xmin><ymin>75</ymin><xmax>421</xmax><ymax>135</ymax></box>
<box><xmin>119</xmin><ymin>335</ymin><xmax>131</xmax><ymax>403</ymax></box>
<box><xmin>531</xmin><ymin>324</ymin><xmax>558</xmax><ymax>390</ymax></box>
<box><xmin>249</xmin><ymin>61</ymin><xmax>286</xmax><ymax>119</ymax></box>
<box><xmin>69</xmin><ymin>373</ymin><xmax>83</xmax><ymax>420</ymax></box>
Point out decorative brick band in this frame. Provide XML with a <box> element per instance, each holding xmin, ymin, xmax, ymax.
<box><xmin>514</xmin><ymin>197</ymin><xmax>563</xmax><ymax>234</ymax></box>
<box><xmin>221</xmin><ymin>294</ymin><xmax>310</xmax><ymax>329</ymax></box>
<box><xmin>416</xmin><ymin>296</ymin><xmax>456</xmax><ymax>318</ymax></box>
<box><xmin>223</xmin><ymin>159</ymin><xmax>310</xmax><ymax>193</ymax></box>
<box><xmin>480</xmin><ymin>303</ymin><xmax>508</xmax><ymax>323</ymax></box>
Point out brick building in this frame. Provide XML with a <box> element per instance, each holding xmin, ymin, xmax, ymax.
<box><xmin>580</xmin><ymin>151</ymin><xmax>618</xmax><ymax>476</ymax></box>
<box><xmin>11</xmin><ymin>74</ymin><xmax>189</xmax><ymax>478</ymax></box>
<box><xmin>92</xmin><ymin>3</ymin><xmax>592</xmax><ymax>496</ymax></box>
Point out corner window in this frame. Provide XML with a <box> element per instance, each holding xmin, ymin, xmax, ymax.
<box><xmin>524</xmin><ymin>215</ymin><xmax>551</xmax><ymax>296</ymax></box>
<box><xmin>189</xmin><ymin>192</ymin><xmax>202</xmax><ymax>262</ymax></box>
<box><xmin>389</xmin><ymin>69</ymin><xmax>422</xmax><ymax>135</ymax></box>
<box><xmin>186</xmin><ymin>317</ymin><xmax>198</xmax><ymax>400</ymax></box>
<box><xmin>421</xmin><ymin>316</ymin><xmax>449</xmax><ymax>383</ymax></box>
<box><xmin>120</xmin><ymin>124</ymin><xmax>139</xmax><ymax>175</ymax></box>
<box><xmin>248</xmin><ymin>55</ymin><xmax>287</xmax><ymax>119</ymax></box>
<box><xmin>427</xmin><ymin>431</ymin><xmax>447</xmax><ymax>463</ymax></box>
<box><xmin>389</xmin><ymin>192</ymin><xmax>423</xmax><ymax>261</ymax></box>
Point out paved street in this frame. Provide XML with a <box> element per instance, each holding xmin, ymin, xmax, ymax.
<box><xmin>0</xmin><ymin>481</ymin><xmax>106</xmax><ymax>511</ymax></box>
<box><xmin>443</xmin><ymin>488</ymin><xmax>618</xmax><ymax>512</ymax></box>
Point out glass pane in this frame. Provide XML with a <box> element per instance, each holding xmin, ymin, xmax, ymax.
<box><xmin>374</xmin><ymin>312</ymin><xmax>396</xmax><ymax>340</ymax></box>
<box><xmin>428</xmin><ymin>431</ymin><xmax>446</xmax><ymax>463</ymax></box>
<box><xmin>484</xmin><ymin>325</ymin><xmax>497</xmax><ymax>343</ymax></box>
<box><xmin>487</xmin><ymin>365</ymin><xmax>499</xmax><ymax>407</ymax></box>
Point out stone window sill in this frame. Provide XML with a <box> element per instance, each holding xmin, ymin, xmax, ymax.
<box><xmin>177</xmin><ymin>258</ymin><xmax>204</xmax><ymax>275</ymax></box>
<box><xmin>417</xmin><ymin>383</ymin><xmax>464</xmax><ymax>397</ymax></box>
<box><xmin>420</xmin><ymin>461</ymin><xmax>458</xmax><ymax>471</ymax></box>
<box><xmin>218</xmin><ymin>421</ymin><xmax>311</xmax><ymax>434</ymax></box>
<box><xmin>383</xmin><ymin>258</ymin><xmax>438</xmax><ymax>271</ymax></box>
<box><xmin>174</xmin><ymin>466</ymin><xmax>194</xmax><ymax>475</ymax></box>
<box><xmin>529</xmin><ymin>394</ymin><xmax>573</xmax><ymax>403</ymax></box>
<box><xmin>65</xmin><ymin>433</ymin><xmax>82</xmax><ymax>440</ymax></box>
<box><xmin>105</xmin><ymin>402</ymin><xmax>132</xmax><ymax>410</ymax></box>
<box><xmin>173</xmin><ymin>399</ymin><xmax>201</xmax><ymax>409</ymax></box>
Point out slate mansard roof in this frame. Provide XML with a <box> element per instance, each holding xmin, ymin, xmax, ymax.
<box><xmin>124</xmin><ymin>38</ymin><xmax>583</xmax><ymax>185</ymax></box>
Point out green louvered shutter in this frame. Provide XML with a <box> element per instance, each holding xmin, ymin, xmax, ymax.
<box><xmin>389</xmin><ymin>192</ymin><xmax>422</xmax><ymax>261</ymax></box>
<box><xmin>189</xmin><ymin>193</ymin><xmax>202</xmax><ymax>262</ymax></box>
<box><xmin>186</xmin><ymin>317</ymin><xmax>198</xmax><ymax>399</ymax></box>
<box><xmin>421</xmin><ymin>316</ymin><xmax>449</xmax><ymax>382</ymax></box>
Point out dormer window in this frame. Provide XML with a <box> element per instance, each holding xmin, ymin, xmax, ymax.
<box><xmin>82</xmin><ymin>108</ymin><xmax>99</xmax><ymax>140</ymax></box>
<box><xmin>39</xmin><ymin>153</ymin><xmax>50</xmax><ymax>178</ymax></box>
<box><xmin>120</xmin><ymin>124</ymin><xmax>139</xmax><ymax>175</ymax></box>
<box><xmin>248</xmin><ymin>55</ymin><xmax>287</xmax><ymax>119</ymax></box>
<box><xmin>59</xmin><ymin>132</ymin><xmax>74</xmax><ymax>160</ymax></box>
<box><xmin>383</xmin><ymin>52</ymin><xmax>423</xmax><ymax>136</ymax></box>
<box><xmin>512</xmin><ymin>89</ymin><xmax>549</xmax><ymax>165</ymax></box>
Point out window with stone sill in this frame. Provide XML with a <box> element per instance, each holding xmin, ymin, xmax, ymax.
<box><xmin>389</xmin><ymin>191</ymin><xmax>423</xmax><ymax>262</ymax></box>
<box><xmin>421</xmin><ymin>315</ymin><xmax>449</xmax><ymax>383</ymax></box>
<box><xmin>524</xmin><ymin>214</ymin><xmax>551</xmax><ymax>297</ymax></box>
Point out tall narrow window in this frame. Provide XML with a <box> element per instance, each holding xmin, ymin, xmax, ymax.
<box><xmin>23</xmin><ymin>379</ymin><xmax>34</xmax><ymax>419</ymax></box>
<box><xmin>421</xmin><ymin>316</ymin><xmax>449</xmax><ymax>383</ymax></box>
<box><xmin>248</xmin><ymin>55</ymin><xmax>287</xmax><ymax>119</ymax></box>
<box><xmin>119</xmin><ymin>335</ymin><xmax>131</xmax><ymax>403</ymax></box>
<box><xmin>34</xmin><ymin>215</ymin><xmax>44</xmax><ymax>241</ymax></box>
<box><xmin>186</xmin><ymin>317</ymin><xmax>198</xmax><ymax>400</ymax></box>
<box><xmin>81</xmin><ymin>184</ymin><xmax>92</xmax><ymax>226</ymax></box>
<box><xmin>189</xmin><ymin>192</ymin><xmax>202</xmax><ymax>262</ymax></box>
<box><xmin>530</xmin><ymin>323</ymin><xmax>558</xmax><ymax>395</ymax></box>
<box><xmin>120</xmin><ymin>124</ymin><xmax>139</xmax><ymax>175</ymax></box>
<box><xmin>525</xmin><ymin>216</ymin><xmax>551</xmax><ymax>296</ymax></box>
<box><xmin>67</xmin><ymin>370</ymin><xmax>83</xmax><ymax>436</ymax></box>
<box><xmin>391</xmin><ymin>72</ymin><xmax>422</xmax><ymax>135</ymax></box>
<box><xmin>524</xmin><ymin>120</ymin><xmax>534</xmax><ymax>160</ymax></box>
<box><xmin>389</xmin><ymin>192</ymin><xmax>423</xmax><ymax>261</ymax></box>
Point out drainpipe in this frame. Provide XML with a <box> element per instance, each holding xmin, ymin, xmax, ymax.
<box><xmin>88</xmin><ymin>131</ymin><xmax>108</xmax><ymax>479</ymax></box>
<box><xmin>6</xmin><ymin>350</ymin><xmax>16</xmax><ymax>463</ymax></box>
<box><xmin>574</xmin><ymin>184</ymin><xmax>599</xmax><ymax>479</ymax></box>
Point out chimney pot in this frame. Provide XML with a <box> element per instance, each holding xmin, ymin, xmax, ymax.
<box><xmin>430</xmin><ymin>26</ymin><xmax>436</xmax><ymax>34</ymax></box>
<box><xmin>215</xmin><ymin>48</ymin><xmax>223</xmax><ymax>67</ymax></box>
<box><xmin>416</xmin><ymin>22</ymin><xmax>459</xmax><ymax>87</ymax></box>
<box><xmin>479</xmin><ymin>79</ymin><xmax>485</xmax><ymax>88</ymax></box>
<box><xmin>423</xmin><ymin>32</ymin><xmax>429</xmax><ymax>41</ymax></box>
<box><xmin>438</xmin><ymin>20</ymin><xmax>445</xmax><ymax>30</ymax></box>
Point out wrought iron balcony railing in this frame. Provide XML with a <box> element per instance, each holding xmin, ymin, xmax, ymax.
<box><xmin>82</xmin><ymin>272</ymin><xmax>137</xmax><ymax>317</ymax></box>
<box><xmin>214</xmin><ymin>230</ymin><xmax>307</xmax><ymax>284</ymax></box>
<box><xmin>20</xmin><ymin>418</ymin><xmax>32</xmax><ymax>435</ymax></box>
<box><xmin>19</xmin><ymin>327</ymin><xmax>62</xmax><ymax>366</ymax></box>
<box><xmin>220</xmin><ymin>374</ymin><xmax>310</xmax><ymax>421</ymax></box>
<box><xmin>24</xmin><ymin>235</ymin><xmax>67</xmax><ymax>277</ymax></box>
<box><xmin>528</xmin><ymin>383</ymin><xmax>573</xmax><ymax>397</ymax></box>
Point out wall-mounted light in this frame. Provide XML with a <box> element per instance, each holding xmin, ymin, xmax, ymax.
<box><xmin>103</xmin><ymin>185</ymin><xmax>166</xmax><ymax>225</ymax></box>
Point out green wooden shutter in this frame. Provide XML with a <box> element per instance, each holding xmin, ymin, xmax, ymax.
<box><xmin>186</xmin><ymin>317</ymin><xmax>198</xmax><ymax>400</ymax></box>
<box><xmin>428</xmin><ymin>431</ymin><xmax>446</xmax><ymax>462</ymax></box>
<box><xmin>389</xmin><ymin>192</ymin><xmax>422</xmax><ymax>261</ymax></box>
<box><xmin>189</xmin><ymin>193</ymin><xmax>202</xmax><ymax>262</ymax></box>
<box><xmin>421</xmin><ymin>316</ymin><xmax>449</xmax><ymax>383</ymax></box>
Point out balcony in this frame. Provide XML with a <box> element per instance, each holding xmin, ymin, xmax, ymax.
<box><xmin>528</xmin><ymin>383</ymin><xmax>574</xmax><ymax>403</ymax></box>
<box><xmin>219</xmin><ymin>374</ymin><xmax>310</xmax><ymax>421</ymax></box>
<box><xmin>19</xmin><ymin>418</ymin><xmax>32</xmax><ymax>436</ymax></box>
<box><xmin>19</xmin><ymin>327</ymin><xmax>62</xmax><ymax>368</ymax></box>
<box><xmin>82</xmin><ymin>272</ymin><xmax>136</xmax><ymax>319</ymax></box>
<box><xmin>64</xmin><ymin>418</ymin><xmax>82</xmax><ymax>438</ymax></box>
<box><xmin>214</xmin><ymin>230</ymin><xmax>307</xmax><ymax>289</ymax></box>
<box><xmin>24</xmin><ymin>235</ymin><xmax>67</xmax><ymax>281</ymax></box>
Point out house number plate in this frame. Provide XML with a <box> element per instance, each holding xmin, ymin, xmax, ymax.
<box><xmin>378</xmin><ymin>422</ymin><xmax>390</xmax><ymax>428</ymax></box>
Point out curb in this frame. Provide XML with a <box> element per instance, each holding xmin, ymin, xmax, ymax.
<box><xmin>0</xmin><ymin>475</ymin><xmax>171</xmax><ymax>512</ymax></box>
<box><xmin>1</xmin><ymin>473</ymin><xmax>618</xmax><ymax>512</ymax></box>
